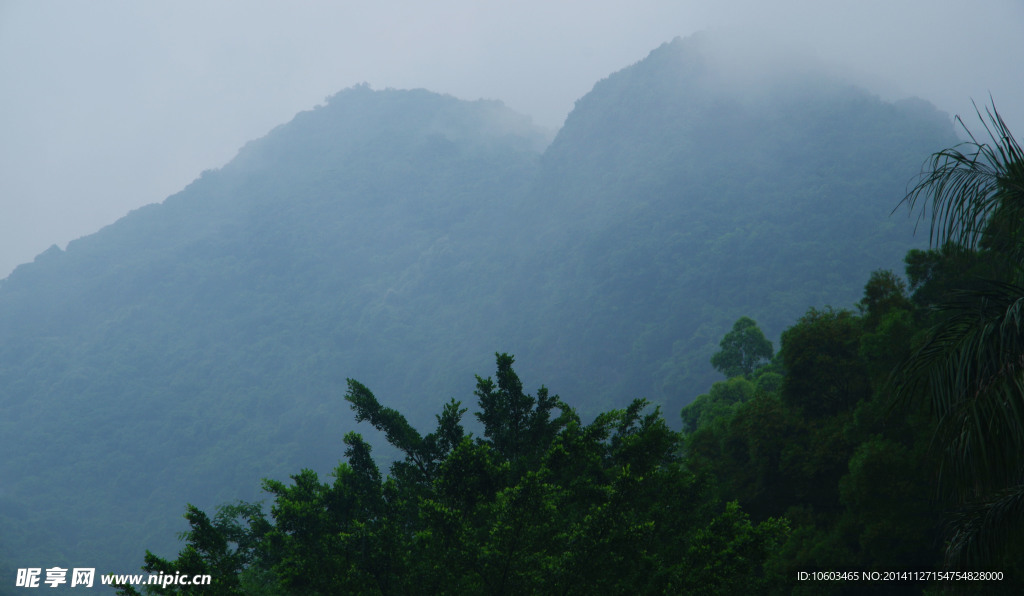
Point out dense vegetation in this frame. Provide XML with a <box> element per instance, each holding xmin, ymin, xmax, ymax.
<box><xmin>1</xmin><ymin>35</ymin><xmax>960</xmax><ymax>584</ymax></box>
<box><xmin>124</xmin><ymin>113</ymin><xmax>1024</xmax><ymax>589</ymax></box>
<box><xmin>681</xmin><ymin>105</ymin><xmax>1024</xmax><ymax>593</ymax></box>
<box><xmin>117</xmin><ymin>355</ymin><xmax>788</xmax><ymax>595</ymax></box>
<box><xmin>120</xmin><ymin>192</ymin><xmax>1024</xmax><ymax>594</ymax></box>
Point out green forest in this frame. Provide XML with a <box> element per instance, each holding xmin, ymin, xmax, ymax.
<box><xmin>117</xmin><ymin>106</ymin><xmax>1024</xmax><ymax>594</ymax></box>
<box><xmin>2</xmin><ymin>35</ymin><xmax>1014</xmax><ymax>593</ymax></box>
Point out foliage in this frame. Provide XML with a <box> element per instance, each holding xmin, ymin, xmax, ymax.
<box><xmin>128</xmin><ymin>355</ymin><xmax>787</xmax><ymax>594</ymax></box>
<box><xmin>681</xmin><ymin>376</ymin><xmax>756</xmax><ymax>433</ymax></box>
<box><xmin>682</xmin><ymin>270</ymin><xmax>955</xmax><ymax>592</ymax></box>
<box><xmin>857</xmin><ymin>269</ymin><xmax>912</xmax><ymax>329</ymax></box>
<box><xmin>895</xmin><ymin>102</ymin><xmax>1024</xmax><ymax>571</ymax></box>
<box><xmin>900</xmin><ymin>101</ymin><xmax>1024</xmax><ymax>261</ymax></box>
<box><xmin>710</xmin><ymin>316</ymin><xmax>774</xmax><ymax>378</ymax></box>
<box><xmin>115</xmin><ymin>503</ymin><xmax>268</xmax><ymax>596</ymax></box>
<box><xmin>679</xmin><ymin>118</ymin><xmax>1024</xmax><ymax>587</ymax></box>
<box><xmin>779</xmin><ymin>308</ymin><xmax>870</xmax><ymax>419</ymax></box>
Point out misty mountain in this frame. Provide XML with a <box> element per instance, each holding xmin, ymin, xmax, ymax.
<box><xmin>0</xmin><ymin>86</ymin><xmax>550</xmax><ymax>580</ymax></box>
<box><xmin>513</xmin><ymin>36</ymin><xmax>956</xmax><ymax>415</ymax></box>
<box><xmin>0</xmin><ymin>36</ymin><xmax>955</xmax><ymax>579</ymax></box>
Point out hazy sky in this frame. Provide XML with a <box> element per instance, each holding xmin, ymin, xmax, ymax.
<box><xmin>2</xmin><ymin>0</ymin><xmax>1023</xmax><ymax>278</ymax></box>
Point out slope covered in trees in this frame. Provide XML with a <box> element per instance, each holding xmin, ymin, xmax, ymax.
<box><xmin>679</xmin><ymin>105</ymin><xmax>1024</xmax><ymax>593</ymax></box>
<box><xmin>0</xmin><ymin>86</ymin><xmax>551</xmax><ymax>579</ymax></box>
<box><xmin>518</xmin><ymin>36</ymin><xmax>956</xmax><ymax>414</ymax></box>
<box><xmin>120</xmin><ymin>248</ymin><xmax>1024</xmax><ymax>594</ymax></box>
<box><xmin>0</xmin><ymin>35</ymin><xmax>956</xmax><ymax>577</ymax></box>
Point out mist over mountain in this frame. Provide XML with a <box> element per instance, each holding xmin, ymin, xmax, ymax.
<box><xmin>0</xmin><ymin>36</ymin><xmax>955</xmax><ymax>580</ymax></box>
<box><xmin>0</xmin><ymin>86</ymin><xmax>550</xmax><ymax>584</ymax></box>
<box><xmin>509</xmin><ymin>35</ymin><xmax>954</xmax><ymax>415</ymax></box>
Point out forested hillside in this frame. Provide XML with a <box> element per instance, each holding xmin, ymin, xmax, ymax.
<box><xmin>118</xmin><ymin>106</ymin><xmax>1024</xmax><ymax>594</ymax></box>
<box><xmin>0</xmin><ymin>87</ymin><xmax>550</xmax><ymax>580</ymax></box>
<box><xmin>0</xmin><ymin>35</ymin><xmax>956</xmax><ymax>583</ymax></box>
<box><xmin>512</xmin><ymin>36</ymin><xmax>956</xmax><ymax>414</ymax></box>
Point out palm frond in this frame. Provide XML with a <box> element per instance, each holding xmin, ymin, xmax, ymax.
<box><xmin>945</xmin><ymin>481</ymin><xmax>1024</xmax><ymax>570</ymax></box>
<box><xmin>899</xmin><ymin>100</ymin><xmax>1024</xmax><ymax>255</ymax></box>
<box><xmin>896</xmin><ymin>280</ymin><xmax>1024</xmax><ymax>502</ymax></box>
<box><xmin>892</xmin><ymin>99</ymin><xmax>1024</xmax><ymax>569</ymax></box>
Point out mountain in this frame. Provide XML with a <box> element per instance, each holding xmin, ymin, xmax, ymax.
<box><xmin>512</xmin><ymin>36</ymin><xmax>956</xmax><ymax>415</ymax></box>
<box><xmin>0</xmin><ymin>36</ymin><xmax>955</xmax><ymax>580</ymax></box>
<box><xmin>0</xmin><ymin>85</ymin><xmax>551</xmax><ymax>581</ymax></box>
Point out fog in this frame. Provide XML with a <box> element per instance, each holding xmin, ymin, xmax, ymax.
<box><xmin>2</xmin><ymin>0</ymin><xmax>1022</xmax><ymax>278</ymax></box>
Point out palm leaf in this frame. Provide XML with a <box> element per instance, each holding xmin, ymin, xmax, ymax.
<box><xmin>945</xmin><ymin>481</ymin><xmax>1024</xmax><ymax>569</ymax></box>
<box><xmin>899</xmin><ymin>100</ymin><xmax>1024</xmax><ymax>259</ymax></box>
<box><xmin>896</xmin><ymin>280</ymin><xmax>1024</xmax><ymax>502</ymax></box>
<box><xmin>893</xmin><ymin>99</ymin><xmax>1024</xmax><ymax>569</ymax></box>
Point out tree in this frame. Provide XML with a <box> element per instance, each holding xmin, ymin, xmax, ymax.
<box><xmin>114</xmin><ymin>503</ymin><xmax>268</xmax><ymax>596</ymax></box>
<box><xmin>896</xmin><ymin>101</ymin><xmax>1024</xmax><ymax>571</ymax></box>
<box><xmin>124</xmin><ymin>354</ymin><xmax>789</xmax><ymax>594</ymax></box>
<box><xmin>901</xmin><ymin>101</ymin><xmax>1024</xmax><ymax>265</ymax></box>
<box><xmin>779</xmin><ymin>308</ymin><xmax>869</xmax><ymax>419</ymax></box>
<box><xmin>711</xmin><ymin>316</ymin><xmax>774</xmax><ymax>378</ymax></box>
<box><xmin>856</xmin><ymin>269</ymin><xmax>912</xmax><ymax>330</ymax></box>
<box><xmin>681</xmin><ymin>376</ymin><xmax>755</xmax><ymax>433</ymax></box>
<box><xmin>472</xmin><ymin>353</ymin><xmax>570</xmax><ymax>470</ymax></box>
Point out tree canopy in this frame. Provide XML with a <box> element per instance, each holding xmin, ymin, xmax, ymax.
<box><xmin>710</xmin><ymin>316</ymin><xmax>774</xmax><ymax>378</ymax></box>
<box><xmin>118</xmin><ymin>355</ymin><xmax>787</xmax><ymax>595</ymax></box>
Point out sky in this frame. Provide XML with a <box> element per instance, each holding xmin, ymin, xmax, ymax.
<box><xmin>2</xmin><ymin>0</ymin><xmax>1023</xmax><ymax>279</ymax></box>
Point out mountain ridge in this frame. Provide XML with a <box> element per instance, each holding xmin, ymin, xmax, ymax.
<box><xmin>0</xmin><ymin>36</ymin><xmax>956</xmax><ymax>581</ymax></box>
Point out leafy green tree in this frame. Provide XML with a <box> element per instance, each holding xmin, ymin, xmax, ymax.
<box><xmin>115</xmin><ymin>502</ymin><xmax>269</xmax><ymax>596</ymax></box>
<box><xmin>682</xmin><ymin>270</ymin><xmax>961</xmax><ymax>589</ymax></box>
<box><xmin>896</xmin><ymin>102</ymin><xmax>1024</xmax><ymax>571</ymax></box>
<box><xmin>901</xmin><ymin>102</ymin><xmax>1024</xmax><ymax>264</ymax></box>
<box><xmin>473</xmin><ymin>353</ymin><xmax>570</xmax><ymax>470</ymax></box>
<box><xmin>835</xmin><ymin>437</ymin><xmax>939</xmax><ymax>569</ymax></box>
<box><xmin>681</xmin><ymin>376</ymin><xmax>755</xmax><ymax>433</ymax></box>
<box><xmin>856</xmin><ymin>269</ymin><xmax>912</xmax><ymax>330</ymax></box>
<box><xmin>903</xmin><ymin>245</ymin><xmax>994</xmax><ymax>310</ymax></box>
<box><xmin>126</xmin><ymin>354</ymin><xmax>788</xmax><ymax>594</ymax></box>
<box><xmin>711</xmin><ymin>316</ymin><xmax>774</xmax><ymax>378</ymax></box>
<box><xmin>779</xmin><ymin>308</ymin><xmax>869</xmax><ymax>419</ymax></box>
